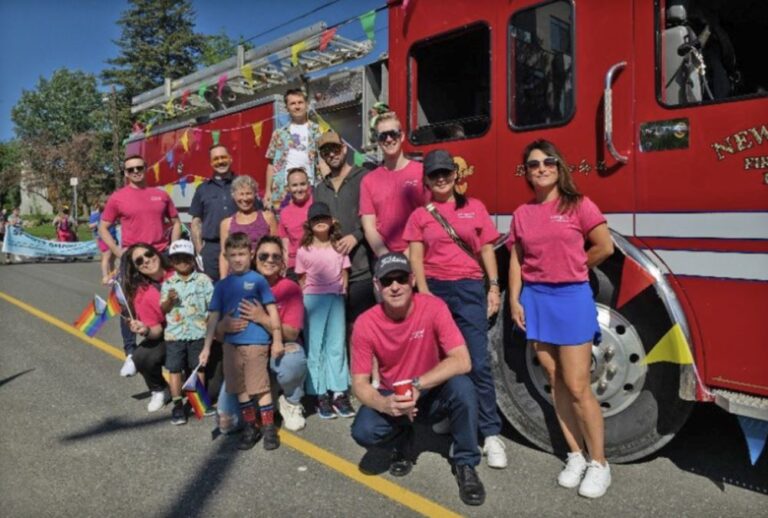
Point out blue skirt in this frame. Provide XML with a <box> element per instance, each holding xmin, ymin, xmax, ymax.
<box><xmin>520</xmin><ymin>282</ymin><xmax>601</xmax><ymax>346</ymax></box>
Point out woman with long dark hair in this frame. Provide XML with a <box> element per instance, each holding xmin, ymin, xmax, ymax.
<box><xmin>121</xmin><ymin>243</ymin><xmax>173</xmax><ymax>412</ymax></box>
<box><xmin>403</xmin><ymin>149</ymin><xmax>506</xmax><ymax>469</ymax></box>
<box><xmin>507</xmin><ymin>139</ymin><xmax>614</xmax><ymax>498</ymax></box>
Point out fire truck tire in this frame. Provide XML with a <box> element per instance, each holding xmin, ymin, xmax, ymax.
<box><xmin>490</xmin><ymin>266</ymin><xmax>694</xmax><ymax>463</ymax></box>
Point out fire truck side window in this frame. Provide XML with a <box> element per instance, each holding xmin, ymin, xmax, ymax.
<box><xmin>660</xmin><ymin>0</ymin><xmax>768</xmax><ymax>106</ymax></box>
<box><xmin>408</xmin><ymin>24</ymin><xmax>491</xmax><ymax>145</ymax></box>
<box><xmin>508</xmin><ymin>0</ymin><xmax>574</xmax><ymax>129</ymax></box>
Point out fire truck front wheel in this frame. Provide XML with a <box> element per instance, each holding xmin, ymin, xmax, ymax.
<box><xmin>490</xmin><ymin>267</ymin><xmax>694</xmax><ymax>463</ymax></box>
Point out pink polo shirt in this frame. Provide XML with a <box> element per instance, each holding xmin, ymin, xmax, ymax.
<box><xmin>351</xmin><ymin>293</ymin><xmax>465</xmax><ymax>391</ymax></box>
<box><xmin>278</xmin><ymin>194</ymin><xmax>312</xmax><ymax>268</ymax></box>
<box><xmin>403</xmin><ymin>198</ymin><xmax>499</xmax><ymax>281</ymax></box>
<box><xmin>359</xmin><ymin>160</ymin><xmax>428</xmax><ymax>253</ymax></box>
<box><xmin>102</xmin><ymin>186</ymin><xmax>178</xmax><ymax>252</ymax></box>
<box><xmin>506</xmin><ymin>196</ymin><xmax>606</xmax><ymax>283</ymax></box>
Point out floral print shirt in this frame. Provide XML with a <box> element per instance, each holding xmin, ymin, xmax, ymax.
<box><xmin>265</xmin><ymin>120</ymin><xmax>322</xmax><ymax>211</ymax></box>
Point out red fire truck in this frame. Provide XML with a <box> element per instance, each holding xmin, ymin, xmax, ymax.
<box><xmin>128</xmin><ymin>0</ymin><xmax>767</xmax><ymax>462</ymax></box>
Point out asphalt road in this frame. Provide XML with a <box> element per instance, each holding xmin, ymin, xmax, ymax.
<box><xmin>0</xmin><ymin>260</ymin><xmax>766</xmax><ymax>517</ymax></box>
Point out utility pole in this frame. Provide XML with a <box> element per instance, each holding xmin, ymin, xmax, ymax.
<box><xmin>110</xmin><ymin>86</ymin><xmax>120</xmax><ymax>191</ymax></box>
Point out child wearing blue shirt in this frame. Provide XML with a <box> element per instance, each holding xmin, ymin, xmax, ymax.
<box><xmin>200</xmin><ymin>232</ymin><xmax>284</xmax><ymax>451</ymax></box>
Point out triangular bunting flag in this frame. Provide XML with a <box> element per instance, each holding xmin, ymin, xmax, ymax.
<box><xmin>617</xmin><ymin>255</ymin><xmax>656</xmax><ymax>308</ymax></box>
<box><xmin>181</xmin><ymin>89</ymin><xmax>190</xmax><ymax>109</ymax></box>
<box><xmin>180</xmin><ymin>130</ymin><xmax>190</xmax><ymax>153</ymax></box>
<box><xmin>240</xmin><ymin>64</ymin><xmax>254</xmax><ymax>88</ymax></box>
<box><xmin>642</xmin><ymin>323</ymin><xmax>694</xmax><ymax>365</ymax></box>
<box><xmin>166</xmin><ymin>149</ymin><xmax>174</xmax><ymax>167</ymax></box>
<box><xmin>165</xmin><ymin>98</ymin><xmax>174</xmax><ymax>116</ymax></box>
<box><xmin>319</xmin><ymin>28</ymin><xmax>336</xmax><ymax>51</ymax></box>
<box><xmin>737</xmin><ymin>415</ymin><xmax>768</xmax><ymax>465</ymax></box>
<box><xmin>316</xmin><ymin>112</ymin><xmax>331</xmax><ymax>133</ymax></box>
<box><xmin>152</xmin><ymin>162</ymin><xmax>160</xmax><ymax>183</ymax></box>
<box><xmin>145</xmin><ymin>121</ymin><xmax>153</xmax><ymax>137</ymax></box>
<box><xmin>217</xmin><ymin>74</ymin><xmax>227</xmax><ymax>97</ymax></box>
<box><xmin>360</xmin><ymin>10</ymin><xmax>376</xmax><ymax>41</ymax></box>
<box><xmin>165</xmin><ymin>184</ymin><xmax>174</xmax><ymax>195</ymax></box>
<box><xmin>198</xmin><ymin>82</ymin><xmax>208</xmax><ymax>101</ymax></box>
<box><xmin>212</xmin><ymin>130</ymin><xmax>221</xmax><ymax>146</ymax></box>
<box><xmin>192</xmin><ymin>129</ymin><xmax>203</xmax><ymax>150</ymax></box>
<box><xmin>252</xmin><ymin>122</ymin><xmax>263</xmax><ymax>147</ymax></box>
<box><xmin>193</xmin><ymin>176</ymin><xmax>203</xmax><ymax>188</ymax></box>
<box><xmin>354</xmin><ymin>151</ymin><xmax>365</xmax><ymax>167</ymax></box>
<box><xmin>179</xmin><ymin>177</ymin><xmax>187</xmax><ymax>197</ymax></box>
<box><xmin>291</xmin><ymin>41</ymin><xmax>307</xmax><ymax>66</ymax></box>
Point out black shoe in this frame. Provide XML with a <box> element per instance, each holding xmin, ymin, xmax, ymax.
<box><xmin>170</xmin><ymin>401</ymin><xmax>187</xmax><ymax>426</ymax></box>
<box><xmin>453</xmin><ymin>464</ymin><xmax>486</xmax><ymax>506</ymax></box>
<box><xmin>237</xmin><ymin>423</ymin><xmax>262</xmax><ymax>450</ymax></box>
<box><xmin>263</xmin><ymin>423</ymin><xmax>280</xmax><ymax>451</ymax></box>
<box><xmin>388</xmin><ymin>449</ymin><xmax>414</xmax><ymax>477</ymax></box>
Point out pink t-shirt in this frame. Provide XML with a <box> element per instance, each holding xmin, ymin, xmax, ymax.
<box><xmin>278</xmin><ymin>194</ymin><xmax>312</xmax><ymax>268</ymax></box>
<box><xmin>295</xmin><ymin>244</ymin><xmax>351</xmax><ymax>295</ymax></box>
<box><xmin>102</xmin><ymin>186</ymin><xmax>178</xmax><ymax>251</ymax></box>
<box><xmin>359</xmin><ymin>160</ymin><xmax>428</xmax><ymax>253</ymax></box>
<box><xmin>403</xmin><ymin>198</ymin><xmax>499</xmax><ymax>281</ymax></box>
<box><xmin>133</xmin><ymin>270</ymin><xmax>174</xmax><ymax>327</ymax></box>
<box><xmin>271</xmin><ymin>277</ymin><xmax>304</xmax><ymax>333</ymax></box>
<box><xmin>506</xmin><ymin>196</ymin><xmax>606</xmax><ymax>283</ymax></box>
<box><xmin>351</xmin><ymin>293</ymin><xmax>465</xmax><ymax>391</ymax></box>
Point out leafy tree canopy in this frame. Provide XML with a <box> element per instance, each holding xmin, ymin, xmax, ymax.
<box><xmin>199</xmin><ymin>29</ymin><xmax>254</xmax><ymax>67</ymax></box>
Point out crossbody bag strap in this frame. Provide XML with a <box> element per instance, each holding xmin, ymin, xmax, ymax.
<box><xmin>425</xmin><ymin>203</ymin><xmax>479</xmax><ymax>264</ymax></box>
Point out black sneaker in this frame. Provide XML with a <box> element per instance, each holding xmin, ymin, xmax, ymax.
<box><xmin>332</xmin><ymin>392</ymin><xmax>356</xmax><ymax>418</ymax></box>
<box><xmin>263</xmin><ymin>423</ymin><xmax>280</xmax><ymax>451</ymax></box>
<box><xmin>170</xmin><ymin>401</ymin><xmax>187</xmax><ymax>426</ymax></box>
<box><xmin>389</xmin><ymin>449</ymin><xmax>414</xmax><ymax>477</ymax></box>
<box><xmin>237</xmin><ymin>423</ymin><xmax>262</xmax><ymax>450</ymax></box>
<box><xmin>317</xmin><ymin>395</ymin><xmax>337</xmax><ymax>419</ymax></box>
<box><xmin>453</xmin><ymin>464</ymin><xmax>486</xmax><ymax>506</ymax></box>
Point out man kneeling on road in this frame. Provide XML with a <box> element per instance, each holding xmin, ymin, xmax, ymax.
<box><xmin>350</xmin><ymin>253</ymin><xmax>486</xmax><ymax>506</ymax></box>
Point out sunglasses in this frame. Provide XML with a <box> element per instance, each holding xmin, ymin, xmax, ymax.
<box><xmin>379</xmin><ymin>272</ymin><xmax>410</xmax><ymax>288</ymax></box>
<box><xmin>427</xmin><ymin>169</ymin><xmax>455</xmax><ymax>181</ymax></box>
<box><xmin>125</xmin><ymin>166</ymin><xmax>146</xmax><ymax>174</ymax></box>
<box><xmin>257</xmin><ymin>252</ymin><xmax>282</xmax><ymax>263</ymax></box>
<box><xmin>525</xmin><ymin>157</ymin><xmax>558</xmax><ymax>170</ymax></box>
<box><xmin>377</xmin><ymin>129</ymin><xmax>402</xmax><ymax>143</ymax></box>
<box><xmin>132</xmin><ymin>249</ymin><xmax>156</xmax><ymax>267</ymax></box>
<box><xmin>320</xmin><ymin>145</ymin><xmax>343</xmax><ymax>157</ymax></box>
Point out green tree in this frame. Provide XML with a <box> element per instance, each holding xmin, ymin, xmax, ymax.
<box><xmin>102</xmin><ymin>0</ymin><xmax>204</xmax><ymax>98</ymax></box>
<box><xmin>199</xmin><ymin>30</ymin><xmax>254</xmax><ymax>67</ymax></box>
<box><xmin>0</xmin><ymin>140</ymin><xmax>22</xmax><ymax>210</ymax></box>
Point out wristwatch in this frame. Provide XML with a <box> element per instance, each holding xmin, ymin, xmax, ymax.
<box><xmin>412</xmin><ymin>377</ymin><xmax>423</xmax><ymax>391</ymax></box>
<box><xmin>488</xmin><ymin>278</ymin><xmax>500</xmax><ymax>287</ymax></box>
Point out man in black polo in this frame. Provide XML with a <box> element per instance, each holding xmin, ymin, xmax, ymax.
<box><xmin>189</xmin><ymin>144</ymin><xmax>238</xmax><ymax>282</ymax></box>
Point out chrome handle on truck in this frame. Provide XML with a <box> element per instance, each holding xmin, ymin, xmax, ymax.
<box><xmin>604</xmin><ymin>61</ymin><xmax>629</xmax><ymax>164</ymax></box>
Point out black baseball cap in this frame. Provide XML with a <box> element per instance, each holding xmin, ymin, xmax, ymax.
<box><xmin>423</xmin><ymin>149</ymin><xmax>456</xmax><ymax>176</ymax></box>
<box><xmin>374</xmin><ymin>252</ymin><xmax>412</xmax><ymax>279</ymax></box>
<box><xmin>308</xmin><ymin>201</ymin><xmax>332</xmax><ymax>220</ymax></box>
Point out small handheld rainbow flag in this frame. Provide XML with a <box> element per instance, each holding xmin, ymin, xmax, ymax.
<box><xmin>73</xmin><ymin>295</ymin><xmax>108</xmax><ymax>337</ymax></box>
<box><xmin>182</xmin><ymin>365</ymin><xmax>212</xmax><ymax>420</ymax></box>
<box><xmin>106</xmin><ymin>288</ymin><xmax>122</xmax><ymax>317</ymax></box>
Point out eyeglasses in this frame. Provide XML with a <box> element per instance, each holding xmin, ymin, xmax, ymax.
<box><xmin>257</xmin><ymin>252</ymin><xmax>282</xmax><ymax>263</ymax></box>
<box><xmin>125</xmin><ymin>166</ymin><xmax>146</xmax><ymax>174</ymax></box>
<box><xmin>379</xmin><ymin>272</ymin><xmax>410</xmax><ymax>288</ymax></box>
<box><xmin>377</xmin><ymin>130</ymin><xmax>402</xmax><ymax>143</ymax></box>
<box><xmin>525</xmin><ymin>157</ymin><xmax>558</xmax><ymax>170</ymax></box>
<box><xmin>427</xmin><ymin>169</ymin><xmax>455</xmax><ymax>181</ymax></box>
<box><xmin>132</xmin><ymin>249</ymin><xmax>156</xmax><ymax>267</ymax></box>
<box><xmin>320</xmin><ymin>145</ymin><xmax>343</xmax><ymax>157</ymax></box>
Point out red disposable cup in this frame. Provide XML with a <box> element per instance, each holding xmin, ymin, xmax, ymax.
<box><xmin>393</xmin><ymin>379</ymin><xmax>414</xmax><ymax>400</ymax></box>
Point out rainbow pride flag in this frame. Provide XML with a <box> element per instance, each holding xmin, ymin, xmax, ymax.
<box><xmin>182</xmin><ymin>365</ymin><xmax>211</xmax><ymax>420</ymax></box>
<box><xmin>106</xmin><ymin>288</ymin><xmax>122</xmax><ymax>317</ymax></box>
<box><xmin>73</xmin><ymin>296</ymin><xmax>107</xmax><ymax>337</ymax></box>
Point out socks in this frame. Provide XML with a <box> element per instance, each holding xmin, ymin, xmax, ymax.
<box><xmin>240</xmin><ymin>400</ymin><xmax>258</xmax><ymax>426</ymax></box>
<box><xmin>172</xmin><ymin>396</ymin><xmax>182</xmax><ymax>405</ymax></box>
<box><xmin>260</xmin><ymin>404</ymin><xmax>275</xmax><ymax>426</ymax></box>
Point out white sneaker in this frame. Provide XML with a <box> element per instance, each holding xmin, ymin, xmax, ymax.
<box><xmin>120</xmin><ymin>355</ymin><xmax>137</xmax><ymax>377</ymax></box>
<box><xmin>558</xmin><ymin>451</ymin><xmax>588</xmax><ymax>488</ymax></box>
<box><xmin>279</xmin><ymin>394</ymin><xmax>306</xmax><ymax>431</ymax></box>
<box><xmin>431</xmin><ymin>417</ymin><xmax>451</xmax><ymax>435</ymax></box>
<box><xmin>578</xmin><ymin>460</ymin><xmax>611</xmax><ymax>498</ymax></box>
<box><xmin>482</xmin><ymin>435</ymin><xmax>508</xmax><ymax>469</ymax></box>
<box><xmin>147</xmin><ymin>389</ymin><xmax>170</xmax><ymax>412</ymax></box>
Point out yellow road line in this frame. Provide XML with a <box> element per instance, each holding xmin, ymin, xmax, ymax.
<box><xmin>0</xmin><ymin>290</ymin><xmax>463</xmax><ymax>518</ymax></box>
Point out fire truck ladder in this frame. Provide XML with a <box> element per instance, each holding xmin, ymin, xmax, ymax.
<box><xmin>131</xmin><ymin>22</ymin><xmax>373</xmax><ymax>116</ymax></box>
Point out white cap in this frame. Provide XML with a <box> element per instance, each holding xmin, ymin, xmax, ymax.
<box><xmin>168</xmin><ymin>239</ymin><xmax>195</xmax><ymax>257</ymax></box>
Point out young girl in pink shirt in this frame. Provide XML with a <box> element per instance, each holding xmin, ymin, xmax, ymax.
<box><xmin>295</xmin><ymin>201</ymin><xmax>354</xmax><ymax>420</ymax></box>
<box><xmin>507</xmin><ymin>139</ymin><xmax>614</xmax><ymax>498</ymax></box>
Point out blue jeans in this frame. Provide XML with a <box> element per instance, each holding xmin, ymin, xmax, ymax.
<box><xmin>351</xmin><ymin>375</ymin><xmax>480</xmax><ymax>467</ymax></box>
<box><xmin>270</xmin><ymin>343</ymin><xmax>308</xmax><ymax>404</ymax></box>
<box><xmin>304</xmin><ymin>294</ymin><xmax>348</xmax><ymax>395</ymax></box>
<box><xmin>428</xmin><ymin>278</ymin><xmax>502</xmax><ymax>439</ymax></box>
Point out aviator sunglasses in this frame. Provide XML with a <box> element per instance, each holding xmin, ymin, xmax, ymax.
<box><xmin>125</xmin><ymin>165</ymin><xmax>146</xmax><ymax>174</ymax></box>
<box><xmin>377</xmin><ymin>129</ymin><xmax>402</xmax><ymax>143</ymax></box>
<box><xmin>132</xmin><ymin>249</ymin><xmax>157</xmax><ymax>267</ymax></box>
<box><xmin>525</xmin><ymin>157</ymin><xmax>558</xmax><ymax>170</ymax></box>
<box><xmin>257</xmin><ymin>252</ymin><xmax>282</xmax><ymax>263</ymax></box>
<box><xmin>379</xmin><ymin>272</ymin><xmax>410</xmax><ymax>288</ymax></box>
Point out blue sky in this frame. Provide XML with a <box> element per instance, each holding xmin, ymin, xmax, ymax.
<box><xmin>0</xmin><ymin>0</ymin><xmax>387</xmax><ymax>141</ymax></box>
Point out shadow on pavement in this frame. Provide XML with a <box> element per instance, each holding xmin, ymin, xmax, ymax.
<box><xmin>0</xmin><ymin>368</ymin><xmax>36</xmax><ymax>388</ymax></box>
<box><xmin>358</xmin><ymin>422</ymin><xmax>454</xmax><ymax>476</ymax></box>
<box><xmin>651</xmin><ymin>404</ymin><xmax>768</xmax><ymax>494</ymax></box>
<box><xmin>59</xmin><ymin>415</ymin><xmax>168</xmax><ymax>442</ymax></box>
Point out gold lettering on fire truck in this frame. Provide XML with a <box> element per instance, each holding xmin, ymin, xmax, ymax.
<box><xmin>711</xmin><ymin>123</ymin><xmax>768</xmax><ymax>161</ymax></box>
